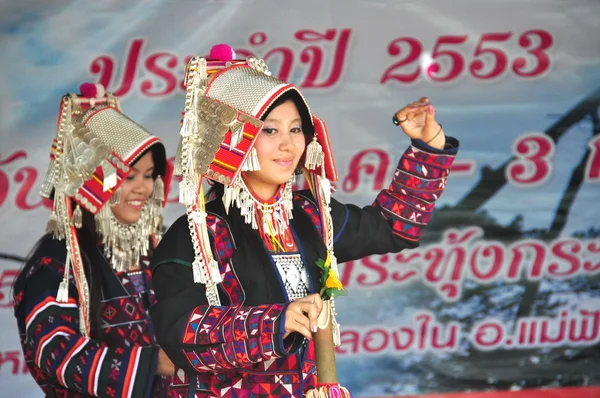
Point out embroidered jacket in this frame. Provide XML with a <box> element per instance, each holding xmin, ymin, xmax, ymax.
<box><xmin>13</xmin><ymin>234</ymin><xmax>172</xmax><ymax>397</ymax></box>
<box><xmin>150</xmin><ymin>139</ymin><xmax>458</xmax><ymax>397</ymax></box>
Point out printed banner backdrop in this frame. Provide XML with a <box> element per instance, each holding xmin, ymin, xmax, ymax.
<box><xmin>1</xmin><ymin>0</ymin><xmax>600</xmax><ymax>396</ymax></box>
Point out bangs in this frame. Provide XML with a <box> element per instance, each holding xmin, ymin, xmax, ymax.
<box><xmin>261</xmin><ymin>90</ymin><xmax>314</xmax><ymax>138</ymax></box>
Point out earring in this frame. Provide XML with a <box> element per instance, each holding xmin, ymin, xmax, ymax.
<box><xmin>305</xmin><ymin>136</ymin><xmax>324</xmax><ymax>170</ymax></box>
<box><xmin>151</xmin><ymin>176</ymin><xmax>165</xmax><ymax>204</ymax></box>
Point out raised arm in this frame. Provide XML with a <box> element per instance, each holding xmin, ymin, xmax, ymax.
<box><xmin>301</xmin><ymin>97</ymin><xmax>459</xmax><ymax>263</ymax></box>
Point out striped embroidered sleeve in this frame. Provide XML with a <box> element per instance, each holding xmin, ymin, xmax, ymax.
<box><xmin>308</xmin><ymin>137</ymin><xmax>458</xmax><ymax>263</ymax></box>
<box><xmin>151</xmin><ymin>215</ymin><xmax>298</xmax><ymax>374</ymax></box>
<box><xmin>151</xmin><ymin>265</ymin><xmax>295</xmax><ymax>373</ymax></box>
<box><xmin>23</xmin><ymin>260</ymin><xmax>158</xmax><ymax>397</ymax></box>
<box><xmin>180</xmin><ymin>303</ymin><xmax>292</xmax><ymax>372</ymax></box>
<box><xmin>375</xmin><ymin>137</ymin><xmax>458</xmax><ymax>242</ymax></box>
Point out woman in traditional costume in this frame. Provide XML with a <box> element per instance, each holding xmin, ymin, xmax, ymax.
<box><xmin>13</xmin><ymin>83</ymin><xmax>174</xmax><ymax>397</ymax></box>
<box><xmin>150</xmin><ymin>44</ymin><xmax>459</xmax><ymax>397</ymax></box>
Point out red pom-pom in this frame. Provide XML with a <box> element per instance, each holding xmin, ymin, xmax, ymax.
<box><xmin>209</xmin><ymin>44</ymin><xmax>236</xmax><ymax>61</ymax></box>
<box><xmin>80</xmin><ymin>83</ymin><xmax>96</xmax><ymax>97</ymax></box>
<box><xmin>79</xmin><ymin>83</ymin><xmax>106</xmax><ymax>98</ymax></box>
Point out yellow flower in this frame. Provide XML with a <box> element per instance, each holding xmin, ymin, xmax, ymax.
<box><xmin>325</xmin><ymin>269</ymin><xmax>343</xmax><ymax>290</ymax></box>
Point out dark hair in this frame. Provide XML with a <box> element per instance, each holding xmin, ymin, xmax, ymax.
<box><xmin>77</xmin><ymin>209</ymin><xmax>104</xmax><ymax>338</ymax></box>
<box><xmin>262</xmin><ymin>90</ymin><xmax>314</xmax><ymax>139</ymax></box>
<box><xmin>205</xmin><ymin>181</ymin><xmax>225</xmax><ymax>202</ymax></box>
<box><xmin>147</xmin><ymin>142</ymin><xmax>167</xmax><ymax>180</ymax></box>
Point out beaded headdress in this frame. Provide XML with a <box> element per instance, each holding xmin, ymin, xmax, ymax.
<box><xmin>40</xmin><ymin>83</ymin><xmax>171</xmax><ymax>336</ymax></box>
<box><xmin>176</xmin><ymin>45</ymin><xmax>340</xmax><ymax>328</ymax></box>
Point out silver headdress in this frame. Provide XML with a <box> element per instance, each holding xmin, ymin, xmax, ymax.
<box><xmin>39</xmin><ymin>83</ymin><xmax>170</xmax><ymax>336</ymax></box>
<box><xmin>176</xmin><ymin>45</ymin><xmax>342</xmax><ymax>344</ymax></box>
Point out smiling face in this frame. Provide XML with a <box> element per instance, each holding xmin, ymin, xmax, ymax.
<box><xmin>110</xmin><ymin>151</ymin><xmax>155</xmax><ymax>224</ymax></box>
<box><xmin>244</xmin><ymin>99</ymin><xmax>306</xmax><ymax>200</ymax></box>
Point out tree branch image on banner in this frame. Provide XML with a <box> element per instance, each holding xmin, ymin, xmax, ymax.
<box><xmin>1</xmin><ymin>0</ymin><xmax>599</xmax><ymax>397</ymax></box>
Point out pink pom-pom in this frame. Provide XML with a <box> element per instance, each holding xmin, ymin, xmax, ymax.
<box><xmin>80</xmin><ymin>83</ymin><xmax>96</xmax><ymax>97</ymax></box>
<box><xmin>79</xmin><ymin>82</ymin><xmax>106</xmax><ymax>98</ymax></box>
<box><xmin>209</xmin><ymin>44</ymin><xmax>236</xmax><ymax>61</ymax></box>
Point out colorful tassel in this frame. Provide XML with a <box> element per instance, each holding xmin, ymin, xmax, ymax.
<box><xmin>305</xmin><ymin>383</ymin><xmax>353</xmax><ymax>398</ymax></box>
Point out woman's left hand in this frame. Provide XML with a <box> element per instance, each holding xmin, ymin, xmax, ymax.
<box><xmin>394</xmin><ymin>97</ymin><xmax>446</xmax><ymax>150</ymax></box>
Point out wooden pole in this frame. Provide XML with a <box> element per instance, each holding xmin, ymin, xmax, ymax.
<box><xmin>313</xmin><ymin>300</ymin><xmax>337</xmax><ymax>383</ymax></box>
<box><xmin>306</xmin><ymin>300</ymin><xmax>353</xmax><ymax>397</ymax></box>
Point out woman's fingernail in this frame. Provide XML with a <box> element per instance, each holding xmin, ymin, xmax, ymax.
<box><xmin>428</xmin><ymin>105</ymin><xmax>434</xmax><ymax>114</ymax></box>
<box><xmin>312</xmin><ymin>325</ymin><xmax>318</xmax><ymax>333</ymax></box>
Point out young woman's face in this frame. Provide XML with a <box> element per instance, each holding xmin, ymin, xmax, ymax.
<box><xmin>244</xmin><ymin>100</ymin><xmax>306</xmax><ymax>200</ymax></box>
<box><xmin>111</xmin><ymin>151</ymin><xmax>155</xmax><ymax>224</ymax></box>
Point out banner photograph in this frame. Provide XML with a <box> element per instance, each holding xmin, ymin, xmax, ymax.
<box><xmin>1</xmin><ymin>1</ymin><xmax>599</xmax><ymax>397</ymax></box>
